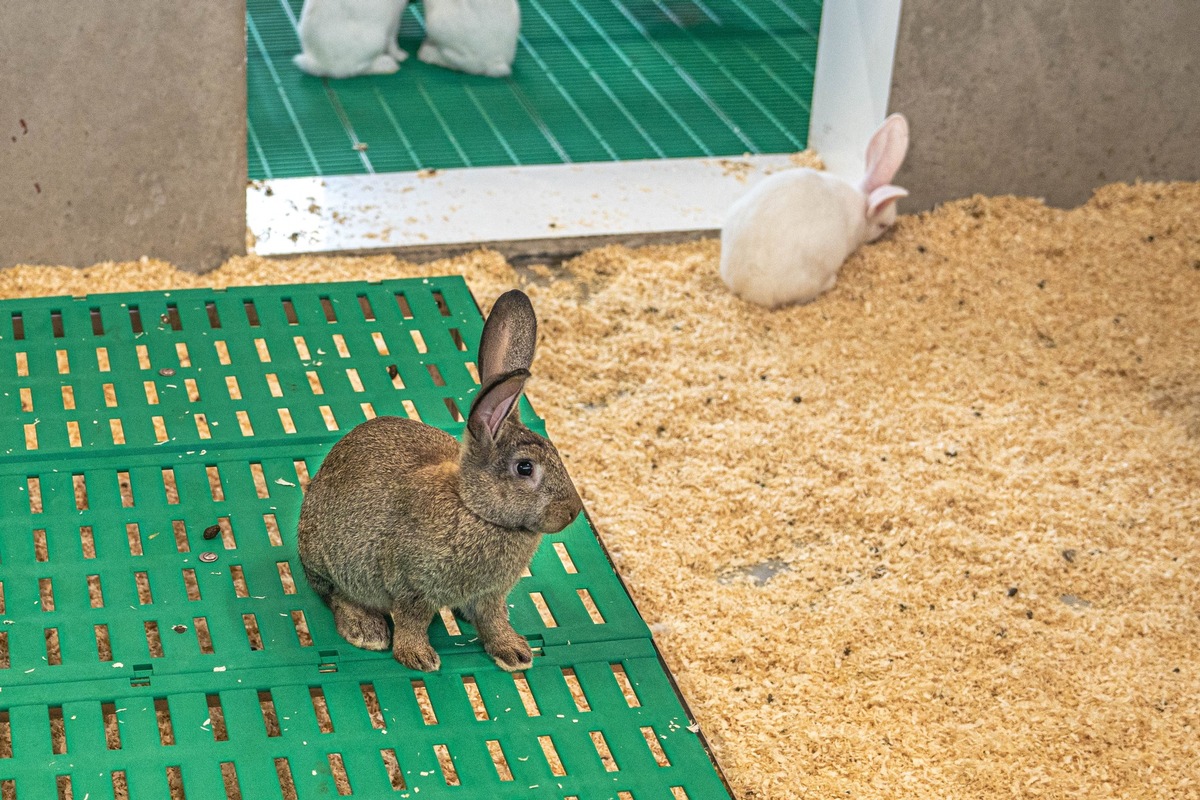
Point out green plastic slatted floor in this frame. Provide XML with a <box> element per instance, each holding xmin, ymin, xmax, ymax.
<box><xmin>247</xmin><ymin>0</ymin><xmax>822</xmax><ymax>179</ymax></box>
<box><xmin>0</xmin><ymin>279</ymin><xmax>729</xmax><ymax>799</ymax></box>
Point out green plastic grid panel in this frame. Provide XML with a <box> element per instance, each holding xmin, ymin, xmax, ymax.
<box><xmin>247</xmin><ymin>0</ymin><xmax>822</xmax><ymax>179</ymax></box>
<box><xmin>0</xmin><ymin>278</ymin><xmax>728</xmax><ymax>799</ymax></box>
<box><xmin>0</xmin><ymin>644</ymin><xmax>696</xmax><ymax>798</ymax></box>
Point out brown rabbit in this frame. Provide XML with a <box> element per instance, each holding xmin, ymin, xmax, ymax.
<box><xmin>297</xmin><ymin>289</ymin><xmax>582</xmax><ymax>672</ymax></box>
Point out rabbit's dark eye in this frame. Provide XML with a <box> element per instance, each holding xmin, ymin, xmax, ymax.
<box><xmin>515</xmin><ymin>460</ymin><xmax>534</xmax><ymax>477</ymax></box>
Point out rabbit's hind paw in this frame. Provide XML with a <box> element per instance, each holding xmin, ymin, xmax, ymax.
<box><xmin>332</xmin><ymin>597</ymin><xmax>391</xmax><ymax>651</ymax></box>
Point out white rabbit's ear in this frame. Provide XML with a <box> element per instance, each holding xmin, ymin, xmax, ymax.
<box><xmin>867</xmin><ymin>185</ymin><xmax>909</xmax><ymax>217</ymax></box>
<box><xmin>861</xmin><ymin>114</ymin><xmax>910</xmax><ymax>194</ymax></box>
<box><xmin>468</xmin><ymin>369</ymin><xmax>530</xmax><ymax>441</ymax></box>
<box><xmin>478</xmin><ymin>290</ymin><xmax>537</xmax><ymax>384</ymax></box>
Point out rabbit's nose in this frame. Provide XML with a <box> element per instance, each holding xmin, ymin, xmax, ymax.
<box><xmin>544</xmin><ymin>495</ymin><xmax>582</xmax><ymax>533</ymax></box>
<box><xmin>566</xmin><ymin>486</ymin><xmax>583</xmax><ymax>520</ymax></box>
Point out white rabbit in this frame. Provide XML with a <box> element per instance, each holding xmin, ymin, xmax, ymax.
<box><xmin>417</xmin><ymin>0</ymin><xmax>520</xmax><ymax>78</ymax></box>
<box><xmin>719</xmin><ymin>113</ymin><xmax>910</xmax><ymax>308</ymax></box>
<box><xmin>293</xmin><ymin>0</ymin><xmax>410</xmax><ymax>79</ymax></box>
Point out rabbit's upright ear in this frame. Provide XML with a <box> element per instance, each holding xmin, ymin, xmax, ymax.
<box><xmin>468</xmin><ymin>369</ymin><xmax>530</xmax><ymax>441</ymax></box>
<box><xmin>478</xmin><ymin>290</ymin><xmax>537</xmax><ymax>384</ymax></box>
<box><xmin>861</xmin><ymin>114</ymin><xmax>910</xmax><ymax>195</ymax></box>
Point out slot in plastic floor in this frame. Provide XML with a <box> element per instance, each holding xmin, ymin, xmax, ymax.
<box><xmin>247</xmin><ymin>0</ymin><xmax>822</xmax><ymax>179</ymax></box>
<box><xmin>0</xmin><ymin>279</ymin><xmax>729</xmax><ymax>799</ymax></box>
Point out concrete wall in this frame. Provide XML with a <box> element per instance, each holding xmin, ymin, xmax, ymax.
<box><xmin>889</xmin><ymin>0</ymin><xmax>1200</xmax><ymax>210</ymax></box>
<box><xmin>1</xmin><ymin>2</ymin><xmax>247</xmax><ymax>272</ymax></box>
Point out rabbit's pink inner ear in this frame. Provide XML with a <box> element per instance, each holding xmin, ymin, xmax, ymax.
<box><xmin>469</xmin><ymin>371</ymin><xmax>528</xmax><ymax>440</ymax></box>
<box><xmin>484</xmin><ymin>393</ymin><xmax>520</xmax><ymax>437</ymax></box>
<box><xmin>862</xmin><ymin>114</ymin><xmax>910</xmax><ymax>193</ymax></box>
<box><xmin>867</xmin><ymin>185</ymin><xmax>909</xmax><ymax>217</ymax></box>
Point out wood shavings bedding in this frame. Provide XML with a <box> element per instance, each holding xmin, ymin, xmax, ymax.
<box><xmin>5</xmin><ymin>181</ymin><xmax>1200</xmax><ymax>799</ymax></box>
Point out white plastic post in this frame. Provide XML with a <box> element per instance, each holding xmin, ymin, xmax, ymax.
<box><xmin>808</xmin><ymin>0</ymin><xmax>904</xmax><ymax>182</ymax></box>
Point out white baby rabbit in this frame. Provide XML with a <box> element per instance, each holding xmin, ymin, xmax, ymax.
<box><xmin>293</xmin><ymin>0</ymin><xmax>410</xmax><ymax>79</ymax></box>
<box><xmin>418</xmin><ymin>0</ymin><xmax>520</xmax><ymax>78</ymax></box>
<box><xmin>720</xmin><ymin>113</ymin><xmax>911</xmax><ymax>308</ymax></box>
<box><xmin>297</xmin><ymin>290</ymin><xmax>582</xmax><ymax>672</ymax></box>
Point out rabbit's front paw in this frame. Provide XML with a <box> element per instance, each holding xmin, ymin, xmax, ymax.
<box><xmin>485</xmin><ymin>634</ymin><xmax>533</xmax><ymax>672</ymax></box>
<box><xmin>393</xmin><ymin>640</ymin><xmax>441</xmax><ymax>672</ymax></box>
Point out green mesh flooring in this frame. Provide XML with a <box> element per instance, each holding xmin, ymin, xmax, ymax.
<box><xmin>0</xmin><ymin>280</ymin><xmax>729</xmax><ymax>799</ymax></box>
<box><xmin>247</xmin><ymin>0</ymin><xmax>821</xmax><ymax>179</ymax></box>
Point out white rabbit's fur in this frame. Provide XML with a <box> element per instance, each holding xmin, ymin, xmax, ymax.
<box><xmin>293</xmin><ymin>0</ymin><xmax>410</xmax><ymax>79</ymax></box>
<box><xmin>720</xmin><ymin>114</ymin><xmax>910</xmax><ymax>308</ymax></box>
<box><xmin>418</xmin><ymin>0</ymin><xmax>520</xmax><ymax>78</ymax></box>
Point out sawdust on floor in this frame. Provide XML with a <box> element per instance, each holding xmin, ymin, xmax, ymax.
<box><xmin>5</xmin><ymin>180</ymin><xmax>1200</xmax><ymax>799</ymax></box>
